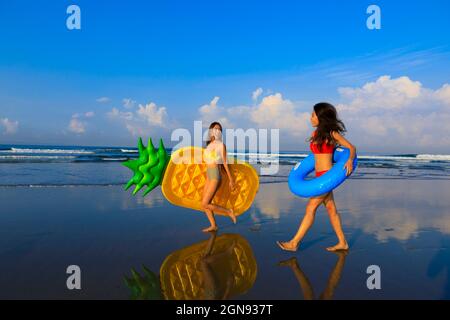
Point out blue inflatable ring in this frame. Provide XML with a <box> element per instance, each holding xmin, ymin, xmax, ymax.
<box><xmin>288</xmin><ymin>147</ymin><xmax>357</xmax><ymax>197</ymax></box>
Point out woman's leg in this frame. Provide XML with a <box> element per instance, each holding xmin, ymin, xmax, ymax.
<box><xmin>203</xmin><ymin>169</ymin><xmax>236</xmax><ymax>223</ymax></box>
<box><xmin>277</xmin><ymin>195</ymin><xmax>326</xmax><ymax>251</ymax></box>
<box><xmin>319</xmin><ymin>251</ymin><xmax>348</xmax><ymax>300</ymax></box>
<box><xmin>278</xmin><ymin>258</ymin><xmax>315</xmax><ymax>300</ymax></box>
<box><xmin>201</xmin><ymin>240</ymin><xmax>237</xmax><ymax>300</ymax></box>
<box><xmin>323</xmin><ymin>191</ymin><xmax>349</xmax><ymax>251</ymax></box>
<box><xmin>202</xmin><ymin>231</ymin><xmax>217</xmax><ymax>257</ymax></box>
<box><xmin>202</xmin><ymin>179</ymin><xmax>219</xmax><ymax>232</ymax></box>
<box><xmin>205</xmin><ymin>202</ymin><xmax>233</xmax><ymax>216</ymax></box>
<box><xmin>199</xmin><ymin>257</ymin><xmax>220</xmax><ymax>299</ymax></box>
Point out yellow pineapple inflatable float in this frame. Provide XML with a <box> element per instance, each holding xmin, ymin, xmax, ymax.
<box><xmin>124</xmin><ymin>233</ymin><xmax>257</xmax><ymax>300</ymax></box>
<box><xmin>122</xmin><ymin>138</ymin><xmax>259</xmax><ymax>216</ymax></box>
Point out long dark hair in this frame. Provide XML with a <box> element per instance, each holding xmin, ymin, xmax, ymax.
<box><xmin>309</xmin><ymin>102</ymin><xmax>346</xmax><ymax>150</ymax></box>
<box><xmin>206</xmin><ymin>121</ymin><xmax>223</xmax><ymax>146</ymax></box>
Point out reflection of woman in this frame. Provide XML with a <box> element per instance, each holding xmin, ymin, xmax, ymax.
<box><xmin>124</xmin><ymin>233</ymin><xmax>257</xmax><ymax>300</ymax></box>
<box><xmin>202</xmin><ymin>122</ymin><xmax>236</xmax><ymax>232</ymax></box>
<box><xmin>278</xmin><ymin>103</ymin><xmax>356</xmax><ymax>252</ymax></box>
<box><xmin>200</xmin><ymin>231</ymin><xmax>236</xmax><ymax>300</ymax></box>
<box><xmin>278</xmin><ymin>251</ymin><xmax>348</xmax><ymax>300</ymax></box>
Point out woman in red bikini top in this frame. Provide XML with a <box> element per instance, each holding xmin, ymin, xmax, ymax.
<box><xmin>310</xmin><ymin>129</ymin><xmax>335</xmax><ymax>177</ymax></box>
<box><xmin>277</xmin><ymin>102</ymin><xmax>356</xmax><ymax>253</ymax></box>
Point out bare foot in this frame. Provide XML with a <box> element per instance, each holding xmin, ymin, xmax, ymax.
<box><xmin>276</xmin><ymin>241</ymin><xmax>299</xmax><ymax>252</ymax></box>
<box><xmin>228</xmin><ymin>208</ymin><xmax>237</xmax><ymax>224</ymax></box>
<box><xmin>202</xmin><ymin>225</ymin><xmax>218</xmax><ymax>233</ymax></box>
<box><xmin>326</xmin><ymin>242</ymin><xmax>349</xmax><ymax>252</ymax></box>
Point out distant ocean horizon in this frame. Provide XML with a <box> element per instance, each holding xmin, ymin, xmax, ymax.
<box><xmin>2</xmin><ymin>143</ymin><xmax>450</xmax><ymax>162</ymax></box>
<box><xmin>1</xmin><ymin>143</ymin><xmax>449</xmax><ymax>187</ymax></box>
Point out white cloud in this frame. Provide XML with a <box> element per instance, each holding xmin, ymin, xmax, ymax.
<box><xmin>199</xmin><ymin>97</ymin><xmax>233</xmax><ymax>128</ymax></box>
<box><xmin>252</xmin><ymin>87</ymin><xmax>263</xmax><ymax>102</ymax></box>
<box><xmin>198</xmin><ymin>92</ymin><xmax>310</xmax><ymax>137</ymax></box>
<box><xmin>96</xmin><ymin>97</ymin><xmax>110</xmax><ymax>103</ymax></box>
<box><xmin>193</xmin><ymin>78</ymin><xmax>450</xmax><ymax>151</ymax></box>
<box><xmin>68</xmin><ymin>117</ymin><xmax>85</xmax><ymax>134</ymax></box>
<box><xmin>108</xmin><ymin>107</ymin><xmax>133</xmax><ymax>120</ymax></box>
<box><xmin>0</xmin><ymin>117</ymin><xmax>19</xmax><ymax>134</ymax></box>
<box><xmin>199</xmin><ymin>96</ymin><xmax>220</xmax><ymax>114</ymax></box>
<box><xmin>337</xmin><ymin>75</ymin><xmax>422</xmax><ymax>112</ymax></box>
<box><xmin>249</xmin><ymin>93</ymin><xmax>310</xmax><ymax>136</ymax></box>
<box><xmin>108</xmin><ymin>101</ymin><xmax>169</xmax><ymax>136</ymax></box>
<box><xmin>136</xmin><ymin>103</ymin><xmax>168</xmax><ymax>127</ymax></box>
<box><xmin>122</xmin><ymin>98</ymin><xmax>136</xmax><ymax>109</ymax></box>
<box><xmin>434</xmin><ymin>83</ymin><xmax>450</xmax><ymax>106</ymax></box>
<box><xmin>336</xmin><ymin>75</ymin><xmax>450</xmax><ymax>150</ymax></box>
<box><xmin>67</xmin><ymin>111</ymin><xmax>94</xmax><ymax>134</ymax></box>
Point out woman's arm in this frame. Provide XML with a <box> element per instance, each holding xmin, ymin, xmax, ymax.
<box><xmin>220</xmin><ymin>143</ymin><xmax>235</xmax><ymax>188</ymax></box>
<box><xmin>332</xmin><ymin>131</ymin><xmax>356</xmax><ymax>159</ymax></box>
<box><xmin>332</xmin><ymin>131</ymin><xmax>357</xmax><ymax>175</ymax></box>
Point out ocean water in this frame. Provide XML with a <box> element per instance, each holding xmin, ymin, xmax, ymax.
<box><xmin>1</xmin><ymin>144</ymin><xmax>449</xmax><ymax>187</ymax></box>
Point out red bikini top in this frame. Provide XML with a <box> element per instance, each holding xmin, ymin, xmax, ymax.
<box><xmin>310</xmin><ymin>130</ymin><xmax>335</xmax><ymax>154</ymax></box>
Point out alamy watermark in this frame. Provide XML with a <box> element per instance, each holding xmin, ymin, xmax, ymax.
<box><xmin>366</xmin><ymin>4</ymin><xmax>381</xmax><ymax>30</ymax></box>
<box><xmin>366</xmin><ymin>265</ymin><xmax>381</xmax><ymax>290</ymax></box>
<box><xmin>171</xmin><ymin>121</ymin><xmax>280</xmax><ymax>175</ymax></box>
<box><xmin>66</xmin><ymin>265</ymin><xmax>81</xmax><ymax>290</ymax></box>
<box><xmin>66</xmin><ymin>5</ymin><xmax>81</xmax><ymax>30</ymax></box>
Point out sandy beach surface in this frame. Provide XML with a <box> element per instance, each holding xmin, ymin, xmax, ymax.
<box><xmin>1</xmin><ymin>178</ymin><xmax>449</xmax><ymax>299</ymax></box>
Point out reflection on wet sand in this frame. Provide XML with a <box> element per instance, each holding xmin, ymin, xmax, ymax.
<box><xmin>278</xmin><ymin>251</ymin><xmax>348</xmax><ymax>300</ymax></box>
<box><xmin>254</xmin><ymin>180</ymin><xmax>450</xmax><ymax>244</ymax></box>
<box><xmin>338</xmin><ymin>179</ymin><xmax>450</xmax><ymax>242</ymax></box>
<box><xmin>428</xmin><ymin>240</ymin><xmax>450</xmax><ymax>299</ymax></box>
<box><xmin>253</xmin><ymin>182</ymin><xmax>300</xmax><ymax>220</ymax></box>
<box><xmin>124</xmin><ymin>233</ymin><xmax>257</xmax><ymax>300</ymax></box>
<box><xmin>1</xmin><ymin>180</ymin><xmax>450</xmax><ymax>299</ymax></box>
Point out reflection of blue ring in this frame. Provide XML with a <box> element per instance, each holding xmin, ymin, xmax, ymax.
<box><xmin>288</xmin><ymin>147</ymin><xmax>357</xmax><ymax>198</ymax></box>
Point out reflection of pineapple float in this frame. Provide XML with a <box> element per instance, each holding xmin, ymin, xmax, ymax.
<box><xmin>122</xmin><ymin>138</ymin><xmax>259</xmax><ymax>216</ymax></box>
<box><xmin>124</xmin><ymin>266</ymin><xmax>164</xmax><ymax>300</ymax></box>
<box><xmin>124</xmin><ymin>233</ymin><xmax>257</xmax><ymax>300</ymax></box>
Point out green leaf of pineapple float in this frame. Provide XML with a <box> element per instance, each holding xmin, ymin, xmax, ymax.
<box><xmin>122</xmin><ymin>137</ymin><xmax>170</xmax><ymax>196</ymax></box>
<box><xmin>124</xmin><ymin>266</ymin><xmax>163</xmax><ymax>300</ymax></box>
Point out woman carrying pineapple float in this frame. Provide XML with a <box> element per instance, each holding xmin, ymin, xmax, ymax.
<box><xmin>122</xmin><ymin>121</ymin><xmax>259</xmax><ymax>232</ymax></box>
<box><xmin>202</xmin><ymin>122</ymin><xmax>237</xmax><ymax>232</ymax></box>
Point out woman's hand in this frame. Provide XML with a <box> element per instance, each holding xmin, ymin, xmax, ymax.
<box><xmin>344</xmin><ymin>159</ymin><xmax>354</xmax><ymax>176</ymax></box>
<box><xmin>332</xmin><ymin>131</ymin><xmax>357</xmax><ymax>176</ymax></box>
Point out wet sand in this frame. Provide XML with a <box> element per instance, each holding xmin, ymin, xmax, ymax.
<box><xmin>0</xmin><ymin>178</ymin><xmax>449</xmax><ymax>299</ymax></box>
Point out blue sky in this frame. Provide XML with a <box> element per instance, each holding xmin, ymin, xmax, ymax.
<box><xmin>1</xmin><ymin>0</ymin><xmax>450</xmax><ymax>153</ymax></box>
